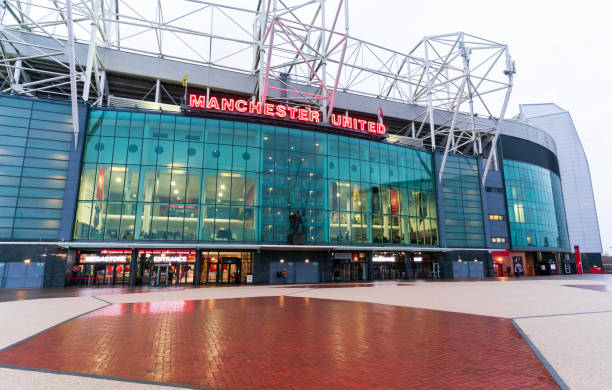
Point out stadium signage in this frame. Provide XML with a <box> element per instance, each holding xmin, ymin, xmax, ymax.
<box><xmin>188</xmin><ymin>94</ymin><xmax>386</xmax><ymax>136</ymax></box>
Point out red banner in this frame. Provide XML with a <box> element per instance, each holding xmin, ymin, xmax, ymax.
<box><xmin>390</xmin><ymin>189</ymin><xmax>398</xmax><ymax>215</ymax></box>
<box><xmin>574</xmin><ymin>245</ymin><xmax>583</xmax><ymax>275</ymax></box>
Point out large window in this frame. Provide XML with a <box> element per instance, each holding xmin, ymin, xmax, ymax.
<box><xmin>503</xmin><ymin>159</ymin><xmax>569</xmax><ymax>249</ymax></box>
<box><xmin>75</xmin><ymin>109</ymin><xmax>439</xmax><ymax>246</ymax></box>
<box><xmin>440</xmin><ymin>155</ymin><xmax>485</xmax><ymax>247</ymax></box>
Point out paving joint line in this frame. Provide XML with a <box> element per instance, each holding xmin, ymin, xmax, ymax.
<box><xmin>281</xmin><ymin>288</ymin><xmax>313</xmax><ymax>296</ymax></box>
<box><xmin>0</xmin><ymin>364</ymin><xmax>218</xmax><ymax>390</ymax></box>
<box><xmin>512</xmin><ymin>309</ymin><xmax>612</xmax><ymax>320</ymax></box>
<box><xmin>510</xmin><ymin>319</ymin><xmax>569</xmax><ymax>390</ymax></box>
<box><xmin>0</xmin><ymin>299</ymin><xmax>111</xmax><ymax>353</ymax></box>
<box><xmin>91</xmin><ymin>295</ymin><xmax>114</xmax><ymax>305</ymax></box>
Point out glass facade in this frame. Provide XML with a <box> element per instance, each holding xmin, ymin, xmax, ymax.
<box><xmin>0</xmin><ymin>95</ymin><xmax>73</xmax><ymax>239</ymax></box>
<box><xmin>74</xmin><ymin>109</ymin><xmax>438</xmax><ymax>246</ymax></box>
<box><xmin>440</xmin><ymin>155</ymin><xmax>485</xmax><ymax>247</ymax></box>
<box><xmin>503</xmin><ymin>159</ymin><xmax>569</xmax><ymax>249</ymax></box>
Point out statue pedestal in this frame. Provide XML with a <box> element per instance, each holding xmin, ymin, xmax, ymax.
<box><xmin>291</xmin><ymin>233</ymin><xmax>304</xmax><ymax>245</ymax></box>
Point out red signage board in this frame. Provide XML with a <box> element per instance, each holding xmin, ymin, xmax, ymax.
<box><xmin>188</xmin><ymin>94</ymin><xmax>387</xmax><ymax>137</ymax></box>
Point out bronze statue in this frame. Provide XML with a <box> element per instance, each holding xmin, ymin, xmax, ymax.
<box><xmin>288</xmin><ymin>210</ymin><xmax>304</xmax><ymax>245</ymax></box>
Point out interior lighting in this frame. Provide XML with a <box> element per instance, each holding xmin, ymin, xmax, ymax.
<box><xmin>174</xmin><ymin>190</ymin><xmax>179</xmax><ymax>194</ymax></box>
<box><xmin>280</xmin><ymin>259</ymin><xmax>285</xmax><ymax>263</ymax></box>
<box><xmin>218</xmin><ymin>192</ymin><xmax>223</xmax><ymax>197</ymax></box>
<box><xmin>305</xmin><ymin>259</ymin><xmax>310</xmax><ymax>263</ymax></box>
<box><xmin>115</xmin><ymin>177</ymin><xmax>121</xmax><ymax>182</ymax></box>
<box><xmin>220</xmin><ymin>184</ymin><xmax>226</xmax><ymax>190</ymax></box>
<box><xmin>24</xmin><ymin>259</ymin><xmax>31</xmax><ymax>264</ymax></box>
<box><xmin>171</xmin><ymin>181</ymin><xmax>176</xmax><ymax>186</ymax></box>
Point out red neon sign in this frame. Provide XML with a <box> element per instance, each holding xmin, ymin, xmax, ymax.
<box><xmin>188</xmin><ymin>95</ymin><xmax>386</xmax><ymax>136</ymax></box>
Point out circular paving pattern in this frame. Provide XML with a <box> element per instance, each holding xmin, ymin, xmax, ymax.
<box><xmin>0</xmin><ymin>296</ymin><xmax>558</xmax><ymax>389</ymax></box>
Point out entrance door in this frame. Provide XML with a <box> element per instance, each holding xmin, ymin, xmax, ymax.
<box><xmin>217</xmin><ymin>262</ymin><xmax>241</xmax><ymax>284</ymax></box>
<box><xmin>493</xmin><ymin>263</ymin><xmax>504</xmax><ymax>277</ymax></box>
<box><xmin>219</xmin><ymin>263</ymin><xmax>229</xmax><ymax>283</ymax></box>
<box><xmin>152</xmin><ymin>264</ymin><xmax>169</xmax><ymax>286</ymax></box>
<box><xmin>373</xmin><ymin>263</ymin><xmax>403</xmax><ymax>280</ymax></box>
<box><xmin>207</xmin><ymin>263</ymin><xmax>218</xmax><ymax>283</ymax></box>
<box><xmin>174</xmin><ymin>263</ymin><xmax>194</xmax><ymax>285</ymax></box>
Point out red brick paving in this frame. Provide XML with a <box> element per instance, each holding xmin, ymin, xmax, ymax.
<box><xmin>0</xmin><ymin>297</ymin><xmax>558</xmax><ymax>389</ymax></box>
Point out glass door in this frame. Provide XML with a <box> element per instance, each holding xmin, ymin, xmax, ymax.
<box><xmin>152</xmin><ymin>264</ymin><xmax>169</xmax><ymax>286</ymax></box>
<box><xmin>207</xmin><ymin>262</ymin><xmax>218</xmax><ymax>283</ymax></box>
<box><xmin>219</xmin><ymin>263</ymin><xmax>229</xmax><ymax>283</ymax></box>
<box><xmin>229</xmin><ymin>263</ymin><xmax>241</xmax><ymax>284</ymax></box>
<box><xmin>175</xmin><ymin>263</ymin><xmax>194</xmax><ymax>285</ymax></box>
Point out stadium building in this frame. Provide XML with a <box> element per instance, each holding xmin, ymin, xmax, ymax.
<box><xmin>0</xmin><ymin>1</ymin><xmax>603</xmax><ymax>288</ymax></box>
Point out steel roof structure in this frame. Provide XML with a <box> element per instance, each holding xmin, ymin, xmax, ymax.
<box><xmin>0</xmin><ymin>0</ymin><xmax>517</xmax><ymax>182</ymax></box>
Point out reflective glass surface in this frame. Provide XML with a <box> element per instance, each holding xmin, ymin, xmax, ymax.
<box><xmin>75</xmin><ymin>109</ymin><xmax>438</xmax><ymax>245</ymax></box>
<box><xmin>0</xmin><ymin>95</ymin><xmax>73</xmax><ymax>239</ymax></box>
<box><xmin>440</xmin><ymin>155</ymin><xmax>485</xmax><ymax>247</ymax></box>
<box><xmin>503</xmin><ymin>159</ymin><xmax>569</xmax><ymax>249</ymax></box>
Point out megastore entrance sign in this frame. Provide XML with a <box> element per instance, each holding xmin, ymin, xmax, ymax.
<box><xmin>188</xmin><ymin>94</ymin><xmax>387</xmax><ymax>136</ymax></box>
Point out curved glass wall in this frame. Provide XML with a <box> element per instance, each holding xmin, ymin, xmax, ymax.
<box><xmin>503</xmin><ymin>159</ymin><xmax>569</xmax><ymax>249</ymax></box>
<box><xmin>74</xmin><ymin>109</ymin><xmax>438</xmax><ymax>246</ymax></box>
<box><xmin>440</xmin><ymin>155</ymin><xmax>485</xmax><ymax>247</ymax></box>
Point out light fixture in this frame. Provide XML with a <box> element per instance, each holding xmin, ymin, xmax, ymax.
<box><xmin>280</xmin><ymin>259</ymin><xmax>285</xmax><ymax>263</ymax></box>
<box><xmin>264</xmin><ymin>136</ymin><xmax>269</xmax><ymax>140</ymax></box>
<box><xmin>115</xmin><ymin>177</ymin><xmax>121</xmax><ymax>182</ymax></box>
<box><xmin>171</xmin><ymin>181</ymin><xmax>176</xmax><ymax>186</ymax></box>
<box><xmin>173</xmin><ymin>190</ymin><xmax>179</xmax><ymax>194</ymax></box>
<box><xmin>474</xmin><ymin>259</ymin><xmax>478</xmax><ymax>262</ymax></box>
<box><xmin>218</xmin><ymin>192</ymin><xmax>223</xmax><ymax>197</ymax></box>
<box><xmin>305</xmin><ymin>259</ymin><xmax>310</xmax><ymax>263</ymax></box>
<box><xmin>220</xmin><ymin>184</ymin><xmax>226</xmax><ymax>190</ymax></box>
<box><xmin>24</xmin><ymin>259</ymin><xmax>31</xmax><ymax>264</ymax></box>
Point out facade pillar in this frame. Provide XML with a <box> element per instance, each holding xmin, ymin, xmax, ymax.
<box><xmin>193</xmin><ymin>249</ymin><xmax>202</xmax><ymax>286</ymax></box>
<box><xmin>367</xmin><ymin>251</ymin><xmax>374</xmax><ymax>281</ymax></box>
<box><xmin>404</xmin><ymin>252</ymin><xmax>412</xmax><ymax>280</ymax></box>
<box><xmin>129</xmin><ymin>249</ymin><xmax>138</xmax><ymax>287</ymax></box>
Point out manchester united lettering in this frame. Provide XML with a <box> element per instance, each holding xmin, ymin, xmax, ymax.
<box><xmin>188</xmin><ymin>94</ymin><xmax>386</xmax><ymax>136</ymax></box>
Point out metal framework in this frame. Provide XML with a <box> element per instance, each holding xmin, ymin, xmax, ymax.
<box><xmin>0</xmin><ymin>0</ymin><xmax>515</xmax><ymax>182</ymax></box>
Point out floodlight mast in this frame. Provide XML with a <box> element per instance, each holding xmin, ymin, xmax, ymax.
<box><xmin>0</xmin><ymin>0</ymin><xmax>514</xmax><ymax>182</ymax></box>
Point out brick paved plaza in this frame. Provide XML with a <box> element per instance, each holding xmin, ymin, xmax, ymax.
<box><xmin>2</xmin><ymin>276</ymin><xmax>612</xmax><ymax>389</ymax></box>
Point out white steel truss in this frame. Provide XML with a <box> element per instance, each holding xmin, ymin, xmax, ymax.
<box><xmin>0</xmin><ymin>0</ymin><xmax>515</xmax><ymax>182</ymax></box>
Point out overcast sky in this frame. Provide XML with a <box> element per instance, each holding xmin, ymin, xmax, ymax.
<box><xmin>345</xmin><ymin>0</ymin><xmax>611</xmax><ymax>254</ymax></box>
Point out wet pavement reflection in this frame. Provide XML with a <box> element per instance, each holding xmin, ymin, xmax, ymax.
<box><xmin>0</xmin><ymin>296</ymin><xmax>557</xmax><ymax>389</ymax></box>
<box><xmin>0</xmin><ymin>285</ymin><xmax>196</xmax><ymax>302</ymax></box>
